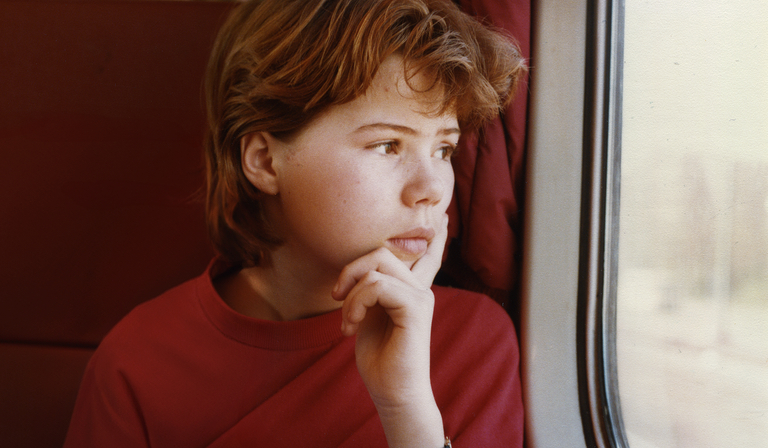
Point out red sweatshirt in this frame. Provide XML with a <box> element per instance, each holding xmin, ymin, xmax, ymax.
<box><xmin>65</xmin><ymin>260</ymin><xmax>523</xmax><ymax>447</ymax></box>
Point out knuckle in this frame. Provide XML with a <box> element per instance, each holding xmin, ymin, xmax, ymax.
<box><xmin>361</xmin><ymin>270</ymin><xmax>381</xmax><ymax>285</ymax></box>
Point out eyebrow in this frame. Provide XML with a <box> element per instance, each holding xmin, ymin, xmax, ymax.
<box><xmin>353</xmin><ymin>122</ymin><xmax>461</xmax><ymax>137</ymax></box>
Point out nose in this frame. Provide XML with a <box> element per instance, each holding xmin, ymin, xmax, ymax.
<box><xmin>401</xmin><ymin>157</ymin><xmax>453</xmax><ymax>207</ymax></box>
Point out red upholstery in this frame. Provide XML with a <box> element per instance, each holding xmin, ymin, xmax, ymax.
<box><xmin>443</xmin><ymin>0</ymin><xmax>530</xmax><ymax>311</ymax></box>
<box><xmin>0</xmin><ymin>1</ymin><xmax>232</xmax><ymax>446</ymax></box>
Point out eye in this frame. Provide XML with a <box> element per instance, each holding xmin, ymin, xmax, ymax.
<box><xmin>369</xmin><ymin>141</ymin><xmax>398</xmax><ymax>155</ymax></box>
<box><xmin>435</xmin><ymin>144</ymin><xmax>457</xmax><ymax>160</ymax></box>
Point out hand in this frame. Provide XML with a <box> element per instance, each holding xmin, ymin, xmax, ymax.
<box><xmin>331</xmin><ymin>214</ymin><xmax>449</xmax><ymax>447</ymax></box>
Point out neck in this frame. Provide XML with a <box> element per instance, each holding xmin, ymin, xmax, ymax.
<box><xmin>217</xmin><ymin>245</ymin><xmax>342</xmax><ymax>322</ymax></box>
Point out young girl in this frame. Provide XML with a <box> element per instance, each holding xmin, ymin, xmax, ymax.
<box><xmin>65</xmin><ymin>0</ymin><xmax>526</xmax><ymax>446</ymax></box>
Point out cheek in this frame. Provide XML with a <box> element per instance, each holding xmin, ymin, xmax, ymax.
<box><xmin>331</xmin><ymin>177</ymin><xmax>385</xmax><ymax>223</ymax></box>
<box><xmin>282</xmin><ymin>152</ymin><xmax>347</xmax><ymax>195</ymax></box>
<box><xmin>440</xmin><ymin>165</ymin><xmax>456</xmax><ymax>208</ymax></box>
<box><xmin>283</xmin><ymin>159</ymin><xmax>372</xmax><ymax>222</ymax></box>
<box><xmin>446</xmin><ymin>166</ymin><xmax>455</xmax><ymax>190</ymax></box>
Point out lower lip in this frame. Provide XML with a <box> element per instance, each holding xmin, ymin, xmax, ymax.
<box><xmin>387</xmin><ymin>238</ymin><xmax>428</xmax><ymax>255</ymax></box>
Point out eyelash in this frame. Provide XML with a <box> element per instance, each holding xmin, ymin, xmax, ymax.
<box><xmin>437</xmin><ymin>144</ymin><xmax>458</xmax><ymax>160</ymax></box>
<box><xmin>370</xmin><ymin>141</ymin><xmax>398</xmax><ymax>155</ymax></box>
<box><xmin>369</xmin><ymin>141</ymin><xmax>457</xmax><ymax>160</ymax></box>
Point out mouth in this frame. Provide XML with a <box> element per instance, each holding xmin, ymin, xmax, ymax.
<box><xmin>386</xmin><ymin>227</ymin><xmax>435</xmax><ymax>257</ymax></box>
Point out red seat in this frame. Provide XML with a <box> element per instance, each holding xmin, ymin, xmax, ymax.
<box><xmin>0</xmin><ymin>2</ymin><xmax>232</xmax><ymax>445</ymax></box>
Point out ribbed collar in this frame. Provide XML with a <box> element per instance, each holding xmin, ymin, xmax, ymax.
<box><xmin>196</xmin><ymin>259</ymin><xmax>346</xmax><ymax>351</ymax></box>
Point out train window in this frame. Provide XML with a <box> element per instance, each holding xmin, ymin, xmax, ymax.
<box><xmin>612</xmin><ymin>0</ymin><xmax>768</xmax><ymax>447</ymax></box>
<box><xmin>523</xmin><ymin>0</ymin><xmax>766</xmax><ymax>447</ymax></box>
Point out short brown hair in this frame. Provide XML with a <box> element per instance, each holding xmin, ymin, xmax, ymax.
<box><xmin>204</xmin><ymin>0</ymin><xmax>526</xmax><ymax>266</ymax></box>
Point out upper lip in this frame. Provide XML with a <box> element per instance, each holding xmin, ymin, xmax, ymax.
<box><xmin>389</xmin><ymin>227</ymin><xmax>435</xmax><ymax>241</ymax></box>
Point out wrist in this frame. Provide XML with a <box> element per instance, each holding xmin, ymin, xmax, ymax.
<box><xmin>374</xmin><ymin>397</ymin><xmax>443</xmax><ymax>448</ymax></box>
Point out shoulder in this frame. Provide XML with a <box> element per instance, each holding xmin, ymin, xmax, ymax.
<box><xmin>429</xmin><ymin>284</ymin><xmax>519</xmax><ymax>371</ymax></box>
<box><xmin>75</xmin><ymin>272</ymin><xmax>210</xmax><ymax>414</ymax></box>
<box><xmin>106</xmin><ymin>275</ymin><xmax>202</xmax><ymax>344</ymax></box>
<box><xmin>66</xmin><ymin>273</ymin><xmax>210</xmax><ymax>447</ymax></box>
<box><xmin>88</xmin><ymin>272</ymin><xmax>208</xmax><ymax>376</ymax></box>
<box><xmin>429</xmin><ymin>286</ymin><xmax>524</xmax><ymax>445</ymax></box>
<box><xmin>431</xmin><ymin>285</ymin><xmax>517</xmax><ymax>345</ymax></box>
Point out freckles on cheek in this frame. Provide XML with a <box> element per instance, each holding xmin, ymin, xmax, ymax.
<box><xmin>334</xmin><ymin>184</ymin><xmax>378</xmax><ymax>220</ymax></box>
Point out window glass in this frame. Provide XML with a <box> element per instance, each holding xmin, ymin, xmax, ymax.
<box><xmin>616</xmin><ymin>1</ymin><xmax>768</xmax><ymax>447</ymax></box>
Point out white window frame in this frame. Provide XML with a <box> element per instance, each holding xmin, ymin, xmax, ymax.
<box><xmin>520</xmin><ymin>0</ymin><xmax>625</xmax><ymax>446</ymax></box>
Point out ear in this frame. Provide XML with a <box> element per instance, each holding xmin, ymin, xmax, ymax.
<box><xmin>241</xmin><ymin>132</ymin><xmax>279</xmax><ymax>195</ymax></box>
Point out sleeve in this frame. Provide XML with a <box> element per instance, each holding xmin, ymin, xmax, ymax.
<box><xmin>63</xmin><ymin>346</ymin><xmax>149</xmax><ymax>448</ymax></box>
<box><xmin>431</xmin><ymin>289</ymin><xmax>524</xmax><ymax>446</ymax></box>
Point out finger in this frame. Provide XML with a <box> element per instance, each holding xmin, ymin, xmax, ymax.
<box><xmin>340</xmin><ymin>270</ymin><xmax>397</xmax><ymax>336</ymax></box>
<box><xmin>410</xmin><ymin>213</ymin><xmax>449</xmax><ymax>287</ymax></box>
<box><xmin>332</xmin><ymin>247</ymin><xmax>421</xmax><ymax>302</ymax></box>
<box><xmin>340</xmin><ymin>270</ymin><xmax>432</xmax><ymax>336</ymax></box>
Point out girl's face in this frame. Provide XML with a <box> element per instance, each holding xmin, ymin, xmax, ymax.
<box><xmin>265</xmin><ymin>55</ymin><xmax>457</xmax><ymax>274</ymax></box>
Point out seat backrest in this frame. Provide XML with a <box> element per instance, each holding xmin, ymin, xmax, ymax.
<box><xmin>0</xmin><ymin>1</ymin><xmax>232</xmax><ymax>446</ymax></box>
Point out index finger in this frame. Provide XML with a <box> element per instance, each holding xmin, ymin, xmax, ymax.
<box><xmin>331</xmin><ymin>247</ymin><xmax>422</xmax><ymax>301</ymax></box>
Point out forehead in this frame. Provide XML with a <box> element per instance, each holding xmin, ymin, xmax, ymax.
<box><xmin>366</xmin><ymin>56</ymin><xmax>452</xmax><ymax>117</ymax></box>
<box><xmin>284</xmin><ymin>55</ymin><xmax>459</xmax><ymax>146</ymax></box>
<box><xmin>328</xmin><ymin>56</ymin><xmax>459</xmax><ymax>131</ymax></box>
